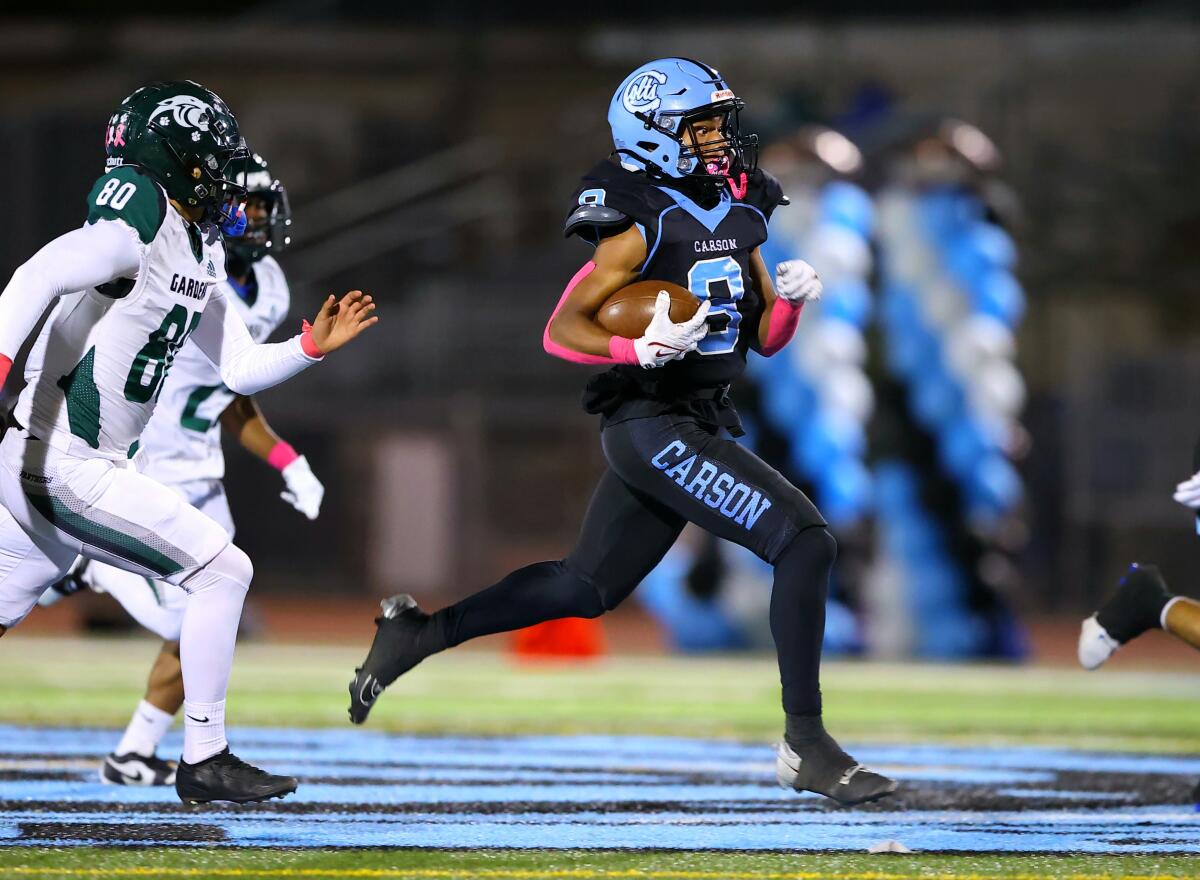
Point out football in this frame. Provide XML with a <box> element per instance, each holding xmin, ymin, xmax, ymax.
<box><xmin>595</xmin><ymin>280</ymin><xmax>701</xmax><ymax>339</ymax></box>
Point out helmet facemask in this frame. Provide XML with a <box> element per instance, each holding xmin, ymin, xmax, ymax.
<box><xmin>675</xmin><ymin>101</ymin><xmax>758</xmax><ymax>178</ymax></box>
<box><xmin>632</xmin><ymin>97</ymin><xmax>759</xmax><ymax>199</ymax></box>
<box><xmin>226</xmin><ymin>184</ymin><xmax>293</xmax><ymax>266</ymax></box>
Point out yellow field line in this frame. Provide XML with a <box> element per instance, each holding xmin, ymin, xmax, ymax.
<box><xmin>2</xmin><ymin>868</ymin><xmax>1197</xmax><ymax>880</ymax></box>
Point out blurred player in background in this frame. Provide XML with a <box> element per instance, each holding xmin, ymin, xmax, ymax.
<box><xmin>37</xmin><ymin>153</ymin><xmax>325</xmax><ymax>788</ymax></box>
<box><xmin>0</xmin><ymin>81</ymin><xmax>376</xmax><ymax>804</ymax></box>
<box><xmin>350</xmin><ymin>58</ymin><xmax>896</xmax><ymax>807</ymax></box>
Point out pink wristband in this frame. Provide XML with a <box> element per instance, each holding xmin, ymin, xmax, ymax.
<box><xmin>607</xmin><ymin>335</ymin><xmax>639</xmax><ymax>365</ymax></box>
<box><xmin>0</xmin><ymin>354</ymin><xmax>12</xmax><ymax>388</ymax></box>
<box><xmin>267</xmin><ymin>441</ymin><xmax>300</xmax><ymax>471</ymax></box>
<box><xmin>300</xmin><ymin>319</ymin><xmax>325</xmax><ymax>359</ymax></box>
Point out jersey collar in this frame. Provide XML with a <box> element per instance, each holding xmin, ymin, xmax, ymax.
<box><xmin>655</xmin><ymin>185</ymin><xmax>731</xmax><ymax>234</ymax></box>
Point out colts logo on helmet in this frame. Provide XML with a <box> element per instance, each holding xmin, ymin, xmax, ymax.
<box><xmin>151</xmin><ymin>95</ymin><xmax>213</xmax><ymax>131</ymax></box>
<box><xmin>622</xmin><ymin>70</ymin><xmax>667</xmax><ymax>115</ymax></box>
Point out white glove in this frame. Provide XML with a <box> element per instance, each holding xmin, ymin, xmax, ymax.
<box><xmin>775</xmin><ymin>259</ymin><xmax>823</xmax><ymax>304</ymax></box>
<box><xmin>633</xmin><ymin>291</ymin><xmax>711</xmax><ymax>369</ymax></box>
<box><xmin>1173</xmin><ymin>470</ymin><xmax>1200</xmax><ymax>510</ymax></box>
<box><xmin>281</xmin><ymin>455</ymin><xmax>324</xmax><ymax>520</ymax></box>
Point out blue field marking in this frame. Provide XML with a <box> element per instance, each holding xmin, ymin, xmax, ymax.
<box><xmin>1</xmin><ymin>725</ymin><xmax>1199</xmax><ymax>852</ymax></box>
<box><xmin>995</xmin><ymin>788</ymin><xmax>1135</xmax><ymax>801</ymax></box>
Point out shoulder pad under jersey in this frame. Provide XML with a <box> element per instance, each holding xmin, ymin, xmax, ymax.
<box><xmin>563</xmin><ymin>203</ymin><xmax>632</xmax><ymax>243</ymax></box>
<box><xmin>565</xmin><ymin>159</ymin><xmax>672</xmax><ymax>245</ymax></box>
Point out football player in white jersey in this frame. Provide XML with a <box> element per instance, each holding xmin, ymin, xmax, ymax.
<box><xmin>0</xmin><ymin>81</ymin><xmax>377</xmax><ymax>804</ymax></box>
<box><xmin>37</xmin><ymin>154</ymin><xmax>326</xmax><ymax>788</ymax></box>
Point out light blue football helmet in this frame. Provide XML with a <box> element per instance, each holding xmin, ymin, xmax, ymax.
<box><xmin>607</xmin><ymin>57</ymin><xmax>758</xmax><ymax>183</ymax></box>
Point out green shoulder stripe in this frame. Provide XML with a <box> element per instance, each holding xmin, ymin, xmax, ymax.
<box><xmin>86</xmin><ymin>166</ymin><xmax>166</xmax><ymax>245</ymax></box>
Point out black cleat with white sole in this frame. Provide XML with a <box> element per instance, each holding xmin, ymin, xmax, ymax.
<box><xmin>100</xmin><ymin>751</ymin><xmax>177</xmax><ymax>786</ymax></box>
<box><xmin>1078</xmin><ymin>563</ymin><xmax>1173</xmax><ymax>670</ymax></box>
<box><xmin>175</xmin><ymin>747</ymin><xmax>298</xmax><ymax>805</ymax></box>
<box><xmin>348</xmin><ymin>594</ymin><xmax>443</xmax><ymax>725</ymax></box>
<box><xmin>776</xmin><ymin>736</ymin><xmax>897</xmax><ymax>807</ymax></box>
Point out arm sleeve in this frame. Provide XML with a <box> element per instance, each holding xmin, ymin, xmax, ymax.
<box><xmin>191</xmin><ymin>283</ymin><xmax>321</xmax><ymax>396</ymax></box>
<box><xmin>0</xmin><ymin>220</ymin><xmax>142</xmax><ymax>368</ymax></box>
<box><xmin>541</xmin><ymin>261</ymin><xmax>640</xmax><ymax>366</ymax></box>
<box><xmin>759</xmin><ymin>299</ymin><xmax>804</xmax><ymax>357</ymax></box>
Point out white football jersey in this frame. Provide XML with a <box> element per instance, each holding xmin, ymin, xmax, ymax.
<box><xmin>137</xmin><ymin>256</ymin><xmax>291</xmax><ymax>486</ymax></box>
<box><xmin>15</xmin><ymin>166</ymin><xmax>227</xmax><ymax>460</ymax></box>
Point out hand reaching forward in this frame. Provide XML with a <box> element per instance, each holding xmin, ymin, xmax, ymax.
<box><xmin>309</xmin><ymin>290</ymin><xmax>379</xmax><ymax>354</ymax></box>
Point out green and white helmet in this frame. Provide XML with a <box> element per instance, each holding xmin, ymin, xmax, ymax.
<box><xmin>104</xmin><ymin>80</ymin><xmax>250</xmax><ymax>219</ymax></box>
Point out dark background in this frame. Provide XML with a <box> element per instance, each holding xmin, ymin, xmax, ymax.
<box><xmin>2</xmin><ymin>6</ymin><xmax>1199</xmax><ymax>628</ymax></box>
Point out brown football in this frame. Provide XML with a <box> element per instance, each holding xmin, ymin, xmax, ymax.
<box><xmin>595</xmin><ymin>280</ymin><xmax>700</xmax><ymax>339</ymax></box>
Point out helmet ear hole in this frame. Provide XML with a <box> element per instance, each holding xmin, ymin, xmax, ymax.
<box><xmin>636</xmin><ymin>141</ymin><xmax>657</xmax><ymax>152</ymax></box>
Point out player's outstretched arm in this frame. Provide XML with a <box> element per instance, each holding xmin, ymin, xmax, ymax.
<box><xmin>192</xmin><ymin>286</ymin><xmax>377</xmax><ymax>396</ymax></box>
<box><xmin>0</xmin><ymin>221</ymin><xmax>141</xmax><ymax>386</ymax></box>
<box><xmin>220</xmin><ymin>396</ymin><xmax>324</xmax><ymax>520</ymax></box>
<box><xmin>753</xmin><ymin>251</ymin><xmax>821</xmax><ymax>357</ymax></box>
<box><xmin>544</xmin><ymin>225</ymin><xmax>708</xmax><ymax>369</ymax></box>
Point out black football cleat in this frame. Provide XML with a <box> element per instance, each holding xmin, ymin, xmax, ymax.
<box><xmin>776</xmin><ymin>737</ymin><xmax>897</xmax><ymax>807</ymax></box>
<box><xmin>175</xmin><ymin>748</ymin><xmax>298</xmax><ymax>805</ymax></box>
<box><xmin>100</xmin><ymin>751</ymin><xmax>176</xmax><ymax>786</ymax></box>
<box><xmin>348</xmin><ymin>594</ymin><xmax>437</xmax><ymax>725</ymax></box>
<box><xmin>1079</xmin><ymin>563</ymin><xmax>1173</xmax><ymax>670</ymax></box>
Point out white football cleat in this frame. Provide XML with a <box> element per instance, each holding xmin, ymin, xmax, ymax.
<box><xmin>100</xmin><ymin>751</ymin><xmax>177</xmax><ymax>786</ymax></box>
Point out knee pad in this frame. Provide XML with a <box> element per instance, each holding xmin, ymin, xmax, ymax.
<box><xmin>182</xmin><ymin>543</ymin><xmax>253</xmax><ymax>596</ymax></box>
<box><xmin>779</xmin><ymin>526</ymin><xmax>838</xmax><ymax>572</ymax></box>
<box><xmin>556</xmin><ymin>560</ymin><xmax>608</xmax><ymax>618</ymax></box>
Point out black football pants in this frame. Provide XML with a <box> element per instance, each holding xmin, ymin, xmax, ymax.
<box><xmin>431</xmin><ymin>413</ymin><xmax>833</xmax><ymax>716</ymax></box>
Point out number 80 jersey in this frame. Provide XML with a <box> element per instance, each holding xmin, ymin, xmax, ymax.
<box><xmin>15</xmin><ymin>166</ymin><xmax>229</xmax><ymax>460</ymax></box>
<box><xmin>566</xmin><ymin>160</ymin><xmax>786</xmax><ymax>393</ymax></box>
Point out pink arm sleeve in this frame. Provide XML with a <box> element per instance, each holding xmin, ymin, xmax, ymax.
<box><xmin>542</xmin><ymin>261</ymin><xmax>639</xmax><ymax>365</ymax></box>
<box><xmin>759</xmin><ymin>299</ymin><xmax>804</xmax><ymax>357</ymax></box>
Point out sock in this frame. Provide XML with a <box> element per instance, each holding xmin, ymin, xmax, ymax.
<box><xmin>433</xmin><ymin>560</ymin><xmax>604</xmax><ymax>648</ymax></box>
<box><xmin>785</xmin><ymin>713</ymin><xmax>828</xmax><ymax>749</ymax></box>
<box><xmin>1097</xmin><ymin>563</ymin><xmax>1172</xmax><ymax>644</ymax></box>
<box><xmin>1162</xmin><ymin>596</ymin><xmax>1185</xmax><ymax>631</ymax></box>
<box><xmin>770</xmin><ymin>528</ymin><xmax>837</xmax><ymax>717</ymax></box>
<box><xmin>114</xmin><ymin>699</ymin><xmax>174</xmax><ymax>758</ymax></box>
<box><xmin>182</xmin><ymin>700</ymin><xmax>226</xmax><ymax>764</ymax></box>
<box><xmin>177</xmin><ymin>544</ymin><xmax>252</xmax><ymax>764</ymax></box>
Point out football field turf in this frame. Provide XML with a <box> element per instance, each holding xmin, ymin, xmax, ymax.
<box><xmin>2</xmin><ymin>635</ymin><xmax>1200</xmax><ymax>878</ymax></box>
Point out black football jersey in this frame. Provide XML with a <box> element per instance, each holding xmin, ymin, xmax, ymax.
<box><xmin>565</xmin><ymin>160</ymin><xmax>786</xmax><ymax>425</ymax></box>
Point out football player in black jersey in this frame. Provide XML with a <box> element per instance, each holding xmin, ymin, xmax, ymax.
<box><xmin>349</xmin><ymin>58</ymin><xmax>896</xmax><ymax>806</ymax></box>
